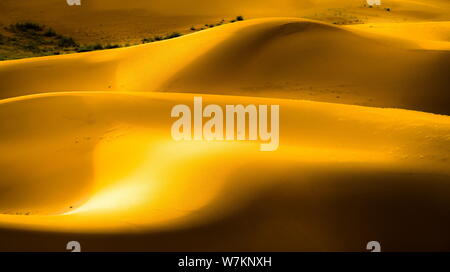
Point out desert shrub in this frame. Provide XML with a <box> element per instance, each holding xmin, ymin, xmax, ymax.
<box><xmin>77</xmin><ymin>47</ymin><xmax>92</xmax><ymax>52</ymax></box>
<box><xmin>92</xmin><ymin>43</ymin><xmax>103</xmax><ymax>50</ymax></box>
<box><xmin>23</xmin><ymin>42</ymin><xmax>40</xmax><ymax>53</ymax></box>
<box><xmin>190</xmin><ymin>26</ymin><xmax>196</xmax><ymax>31</ymax></box>
<box><xmin>77</xmin><ymin>44</ymin><xmax>101</xmax><ymax>52</ymax></box>
<box><xmin>236</xmin><ymin>16</ymin><xmax>244</xmax><ymax>21</ymax></box>
<box><xmin>153</xmin><ymin>35</ymin><xmax>163</xmax><ymax>41</ymax></box>
<box><xmin>164</xmin><ymin>32</ymin><xmax>182</xmax><ymax>39</ymax></box>
<box><xmin>44</xmin><ymin>28</ymin><xmax>57</xmax><ymax>37</ymax></box>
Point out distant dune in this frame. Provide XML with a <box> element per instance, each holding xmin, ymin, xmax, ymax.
<box><xmin>1</xmin><ymin>18</ymin><xmax>449</xmax><ymax>114</ymax></box>
<box><xmin>0</xmin><ymin>92</ymin><xmax>449</xmax><ymax>251</ymax></box>
<box><xmin>0</xmin><ymin>1</ymin><xmax>449</xmax><ymax>252</ymax></box>
<box><xmin>1</xmin><ymin>0</ymin><xmax>450</xmax><ymax>44</ymax></box>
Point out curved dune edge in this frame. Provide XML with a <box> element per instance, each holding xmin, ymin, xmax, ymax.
<box><xmin>0</xmin><ymin>18</ymin><xmax>449</xmax><ymax>114</ymax></box>
<box><xmin>0</xmin><ymin>91</ymin><xmax>449</xmax><ymax>234</ymax></box>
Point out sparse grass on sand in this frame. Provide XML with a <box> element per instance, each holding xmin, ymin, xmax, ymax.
<box><xmin>142</xmin><ymin>16</ymin><xmax>245</xmax><ymax>44</ymax></box>
<box><xmin>0</xmin><ymin>16</ymin><xmax>246</xmax><ymax>60</ymax></box>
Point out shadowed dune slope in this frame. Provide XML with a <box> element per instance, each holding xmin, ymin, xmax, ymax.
<box><xmin>0</xmin><ymin>18</ymin><xmax>449</xmax><ymax>114</ymax></box>
<box><xmin>0</xmin><ymin>92</ymin><xmax>449</xmax><ymax>251</ymax></box>
<box><xmin>0</xmin><ymin>0</ymin><xmax>449</xmax><ymax>253</ymax></box>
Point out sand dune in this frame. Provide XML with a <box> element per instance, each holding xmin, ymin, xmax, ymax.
<box><xmin>2</xmin><ymin>0</ymin><xmax>450</xmax><ymax>20</ymax></box>
<box><xmin>0</xmin><ymin>1</ymin><xmax>449</xmax><ymax>252</ymax></box>
<box><xmin>0</xmin><ymin>91</ymin><xmax>449</xmax><ymax>251</ymax></box>
<box><xmin>348</xmin><ymin>21</ymin><xmax>450</xmax><ymax>49</ymax></box>
<box><xmin>1</xmin><ymin>0</ymin><xmax>450</xmax><ymax>44</ymax></box>
<box><xmin>1</xmin><ymin>18</ymin><xmax>449</xmax><ymax>114</ymax></box>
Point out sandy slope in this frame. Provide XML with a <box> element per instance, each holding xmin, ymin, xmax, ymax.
<box><xmin>0</xmin><ymin>92</ymin><xmax>449</xmax><ymax>251</ymax></box>
<box><xmin>347</xmin><ymin>21</ymin><xmax>450</xmax><ymax>50</ymax></box>
<box><xmin>0</xmin><ymin>3</ymin><xmax>449</xmax><ymax>251</ymax></box>
<box><xmin>0</xmin><ymin>18</ymin><xmax>449</xmax><ymax>114</ymax></box>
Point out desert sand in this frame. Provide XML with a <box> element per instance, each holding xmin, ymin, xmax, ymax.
<box><xmin>1</xmin><ymin>0</ymin><xmax>450</xmax><ymax>44</ymax></box>
<box><xmin>1</xmin><ymin>18</ymin><xmax>449</xmax><ymax>113</ymax></box>
<box><xmin>0</xmin><ymin>1</ymin><xmax>449</xmax><ymax>251</ymax></box>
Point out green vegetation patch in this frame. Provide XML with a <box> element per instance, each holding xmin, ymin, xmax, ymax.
<box><xmin>1</xmin><ymin>16</ymin><xmax>247</xmax><ymax>61</ymax></box>
<box><xmin>0</xmin><ymin>22</ymin><xmax>80</xmax><ymax>60</ymax></box>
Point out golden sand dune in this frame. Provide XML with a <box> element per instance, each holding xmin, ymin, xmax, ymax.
<box><xmin>78</xmin><ymin>0</ymin><xmax>450</xmax><ymax>22</ymax></box>
<box><xmin>2</xmin><ymin>0</ymin><xmax>450</xmax><ymax>21</ymax></box>
<box><xmin>0</xmin><ymin>92</ymin><xmax>449</xmax><ymax>251</ymax></box>
<box><xmin>1</xmin><ymin>0</ymin><xmax>450</xmax><ymax>44</ymax></box>
<box><xmin>0</xmin><ymin>18</ymin><xmax>449</xmax><ymax>114</ymax></box>
<box><xmin>348</xmin><ymin>21</ymin><xmax>450</xmax><ymax>50</ymax></box>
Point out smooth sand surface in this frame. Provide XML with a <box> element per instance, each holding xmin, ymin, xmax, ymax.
<box><xmin>1</xmin><ymin>0</ymin><xmax>450</xmax><ymax>43</ymax></box>
<box><xmin>0</xmin><ymin>3</ymin><xmax>449</xmax><ymax>251</ymax></box>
